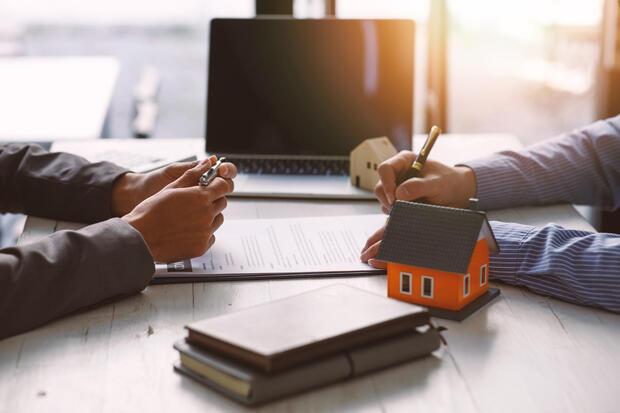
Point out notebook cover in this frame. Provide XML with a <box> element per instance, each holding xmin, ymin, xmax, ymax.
<box><xmin>185</xmin><ymin>284</ymin><xmax>430</xmax><ymax>372</ymax></box>
<box><xmin>174</xmin><ymin>326</ymin><xmax>442</xmax><ymax>405</ymax></box>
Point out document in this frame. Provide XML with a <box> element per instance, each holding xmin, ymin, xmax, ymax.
<box><xmin>153</xmin><ymin>214</ymin><xmax>387</xmax><ymax>282</ymax></box>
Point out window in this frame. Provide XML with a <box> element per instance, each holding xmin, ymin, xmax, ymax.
<box><xmin>337</xmin><ymin>1</ymin><xmax>604</xmax><ymax>144</ymax></box>
<box><xmin>367</xmin><ymin>161</ymin><xmax>371</xmax><ymax>169</ymax></box>
<box><xmin>421</xmin><ymin>276</ymin><xmax>434</xmax><ymax>298</ymax></box>
<box><xmin>480</xmin><ymin>264</ymin><xmax>487</xmax><ymax>286</ymax></box>
<box><xmin>373</xmin><ymin>163</ymin><xmax>377</xmax><ymax>170</ymax></box>
<box><xmin>463</xmin><ymin>274</ymin><xmax>470</xmax><ymax>297</ymax></box>
<box><xmin>400</xmin><ymin>272</ymin><xmax>412</xmax><ymax>295</ymax></box>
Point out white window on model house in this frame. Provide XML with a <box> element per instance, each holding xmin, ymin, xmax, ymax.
<box><xmin>421</xmin><ymin>276</ymin><xmax>434</xmax><ymax>298</ymax></box>
<box><xmin>400</xmin><ymin>272</ymin><xmax>412</xmax><ymax>295</ymax></box>
<box><xmin>480</xmin><ymin>264</ymin><xmax>487</xmax><ymax>286</ymax></box>
<box><xmin>463</xmin><ymin>273</ymin><xmax>470</xmax><ymax>297</ymax></box>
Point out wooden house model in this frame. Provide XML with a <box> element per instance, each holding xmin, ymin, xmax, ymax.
<box><xmin>376</xmin><ymin>200</ymin><xmax>500</xmax><ymax>320</ymax></box>
<box><xmin>350</xmin><ymin>137</ymin><xmax>397</xmax><ymax>191</ymax></box>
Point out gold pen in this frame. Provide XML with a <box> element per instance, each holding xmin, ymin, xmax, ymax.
<box><xmin>397</xmin><ymin>125</ymin><xmax>441</xmax><ymax>184</ymax></box>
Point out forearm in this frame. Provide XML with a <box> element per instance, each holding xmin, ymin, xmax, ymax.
<box><xmin>489</xmin><ymin>221</ymin><xmax>620</xmax><ymax>313</ymax></box>
<box><xmin>0</xmin><ymin>218</ymin><xmax>154</xmax><ymax>340</ymax></box>
<box><xmin>0</xmin><ymin>144</ymin><xmax>128</xmax><ymax>222</ymax></box>
<box><xmin>463</xmin><ymin>115</ymin><xmax>620</xmax><ymax>210</ymax></box>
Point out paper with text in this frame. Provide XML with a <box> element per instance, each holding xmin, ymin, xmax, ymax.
<box><xmin>154</xmin><ymin>214</ymin><xmax>386</xmax><ymax>279</ymax></box>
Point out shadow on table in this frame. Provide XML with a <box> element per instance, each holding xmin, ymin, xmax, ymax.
<box><xmin>439</xmin><ymin>303</ymin><xmax>500</xmax><ymax>364</ymax></box>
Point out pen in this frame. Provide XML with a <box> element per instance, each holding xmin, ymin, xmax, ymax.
<box><xmin>199</xmin><ymin>157</ymin><xmax>227</xmax><ymax>187</ymax></box>
<box><xmin>397</xmin><ymin>125</ymin><xmax>441</xmax><ymax>184</ymax></box>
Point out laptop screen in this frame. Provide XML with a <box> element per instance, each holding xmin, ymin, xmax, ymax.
<box><xmin>206</xmin><ymin>18</ymin><xmax>414</xmax><ymax>157</ymax></box>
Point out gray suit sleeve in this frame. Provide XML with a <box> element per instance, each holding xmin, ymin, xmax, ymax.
<box><xmin>0</xmin><ymin>218</ymin><xmax>155</xmax><ymax>340</ymax></box>
<box><xmin>0</xmin><ymin>143</ymin><xmax>128</xmax><ymax>222</ymax></box>
<box><xmin>0</xmin><ymin>143</ymin><xmax>155</xmax><ymax>339</ymax></box>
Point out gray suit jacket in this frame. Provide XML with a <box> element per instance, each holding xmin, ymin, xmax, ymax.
<box><xmin>0</xmin><ymin>144</ymin><xmax>155</xmax><ymax>340</ymax></box>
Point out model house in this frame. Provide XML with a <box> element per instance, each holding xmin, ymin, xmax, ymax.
<box><xmin>376</xmin><ymin>200</ymin><xmax>500</xmax><ymax>319</ymax></box>
<box><xmin>349</xmin><ymin>137</ymin><xmax>397</xmax><ymax>191</ymax></box>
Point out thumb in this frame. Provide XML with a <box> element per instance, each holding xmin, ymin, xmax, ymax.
<box><xmin>166</xmin><ymin>155</ymin><xmax>217</xmax><ymax>189</ymax></box>
<box><xmin>395</xmin><ymin>177</ymin><xmax>434</xmax><ymax>202</ymax></box>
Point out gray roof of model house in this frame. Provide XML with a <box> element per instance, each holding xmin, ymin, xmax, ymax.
<box><xmin>376</xmin><ymin>201</ymin><xmax>499</xmax><ymax>274</ymax></box>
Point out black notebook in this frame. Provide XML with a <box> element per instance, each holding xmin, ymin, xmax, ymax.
<box><xmin>174</xmin><ymin>285</ymin><xmax>443</xmax><ymax>405</ymax></box>
<box><xmin>174</xmin><ymin>326</ymin><xmax>441</xmax><ymax>406</ymax></box>
<box><xmin>185</xmin><ymin>284</ymin><xmax>431</xmax><ymax>372</ymax></box>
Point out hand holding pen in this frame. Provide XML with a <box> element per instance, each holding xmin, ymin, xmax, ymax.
<box><xmin>362</xmin><ymin>126</ymin><xmax>480</xmax><ymax>267</ymax></box>
<box><xmin>372</xmin><ymin>126</ymin><xmax>477</xmax><ymax>213</ymax></box>
<box><xmin>122</xmin><ymin>155</ymin><xmax>237</xmax><ymax>262</ymax></box>
<box><xmin>155</xmin><ymin>155</ymin><xmax>236</xmax><ymax>190</ymax></box>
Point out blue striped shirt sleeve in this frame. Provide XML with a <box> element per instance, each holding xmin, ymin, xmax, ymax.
<box><xmin>461</xmin><ymin>114</ymin><xmax>620</xmax><ymax>312</ymax></box>
<box><xmin>489</xmin><ymin>221</ymin><xmax>620</xmax><ymax>313</ymax></box>
<box><xmin>465</xmin><ymin>115</ymin><xmax>620</xmax><ymax>211</ymax></box>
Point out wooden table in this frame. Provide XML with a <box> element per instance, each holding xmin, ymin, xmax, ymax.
<box><xmin>0</xmin><ymin>57</ymin><xmax>119</xmax><ymax>141</ymax></box>
<box><xmin>1</xmin><ymin>135</ymin><xmax>619</xmax><ymax>413</ymax></box>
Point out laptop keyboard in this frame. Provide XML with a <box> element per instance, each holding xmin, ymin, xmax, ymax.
<box><xmin>226</xmin><ymin>157</ymin><xmax>350</xmax><ymax>176</ymax></box>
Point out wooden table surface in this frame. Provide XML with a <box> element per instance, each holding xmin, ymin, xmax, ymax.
<box><xmin>1</xmin><ymin>135</ymin><xmax>619</xmax><ymax>412</ymax></box>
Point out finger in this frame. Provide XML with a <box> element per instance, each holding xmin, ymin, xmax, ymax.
<box><xmin>395</xmin><ymin>176</ymin><xmax>434</xmax><ymax>202</ymax></box>
<box><xmin>161</xmin><ymin>160</ymin><xmax>199</xmax><ymax>180</ymax></box>
<box><xmin>367</xmin><ymin>258</ymin><xmax>387</xmax><ymax>269</ymax></box>
<box><xmin>207</xmin><ymin>234</ymin><xmax>216</xmax><ymax>250</ymax></box>
<box><xmin>196</xmin><ymin>234</ymin><xmax>215</xmax><ymax>257</ymax></box>
<box><xmin>209</xmin><ymin>213</ymin><xmax>224</xmax><ymax>232</ymax></box>
<box><xmin>373</xmin><ymin>182</ymin><xmax>389</xmax><ymax>211</ymax></box>
<box><xmin>384</xmin><ymin>150</ymin><xmax>417</xmax><ymax>172</ymax></box>
<box><xmin>218</xmin><ymin>162</ymin><xmax>237</xmax><ymax>179</ymax></box>
<box><xmin>360</xmin><ymin>240</ymin><xmax>382</xmax><ymax>263</ymax></box>
<box><xmin>362</xmin><ymin>225</ymin><xmax>386</xmax><ymax>254</ymax></box>
<box><xmin>209</xmin><ymin>197</ymin><xmax>228</xmax><ymax>220</ymax></box>
<box><xmin>167</xmin><ymin>157</ymin><xmax>214</xmax><ymax>189</ymax></box>
<box><xmin>202</xmin><ymin>177</ymin><xmax>234</xmax><ymax>201</ymax></box>
<box><xmin>377</xmin><ymin>151</ymin><xmax>416</xmax><ymax>206</ymax></box>
<box><xmin>376</xmin><ymin>163</ymin><xmax>396</xmax><ymax>206</ymax></box>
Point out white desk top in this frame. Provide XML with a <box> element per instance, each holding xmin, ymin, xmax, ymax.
<box><xmin>1</xmin><ymin>135</ymin><xmax>619</xmax><ymax>413</ymax></box>
<box><xmin>0</xmin><ymin>57</ymin><xmax>119</xmax><ymax>141</ymax></box>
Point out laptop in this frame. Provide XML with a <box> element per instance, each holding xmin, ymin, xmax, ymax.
<box><xmin>206</xmin><ymin>18</ymin><xmax>414</xmax><ymax>199</ymax></box>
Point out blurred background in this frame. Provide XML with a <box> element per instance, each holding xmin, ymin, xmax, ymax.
<box><xmin>0</xmin><ymin>0</ymin><xmax>611</xmax><ymax>144</ymax></box>
<box><xmin>1</xmin><ymin>0</ymin><xmax>619</xmax><ymax>245</ymax></box>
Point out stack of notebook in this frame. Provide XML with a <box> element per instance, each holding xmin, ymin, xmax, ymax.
<box><xmin>173</xmin><ymin>284</ymin><xmax>443</xmax><ymax>405</ymax></box>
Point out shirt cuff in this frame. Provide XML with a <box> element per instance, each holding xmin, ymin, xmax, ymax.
<box><xmin>459</xmin><ymin>156</ymin><xmax>524</xmax><ymax>210</ymax></box>
<box><xmin>488</xmin><ymin>220</ymin><xmax>536</xmax><ymax>285</ymax></box>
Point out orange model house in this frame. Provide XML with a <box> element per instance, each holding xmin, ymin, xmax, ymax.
<box><xmin>376</xmin><ymin>200</ymin><xmax>501</xmax><ymax>320</ymax></box>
